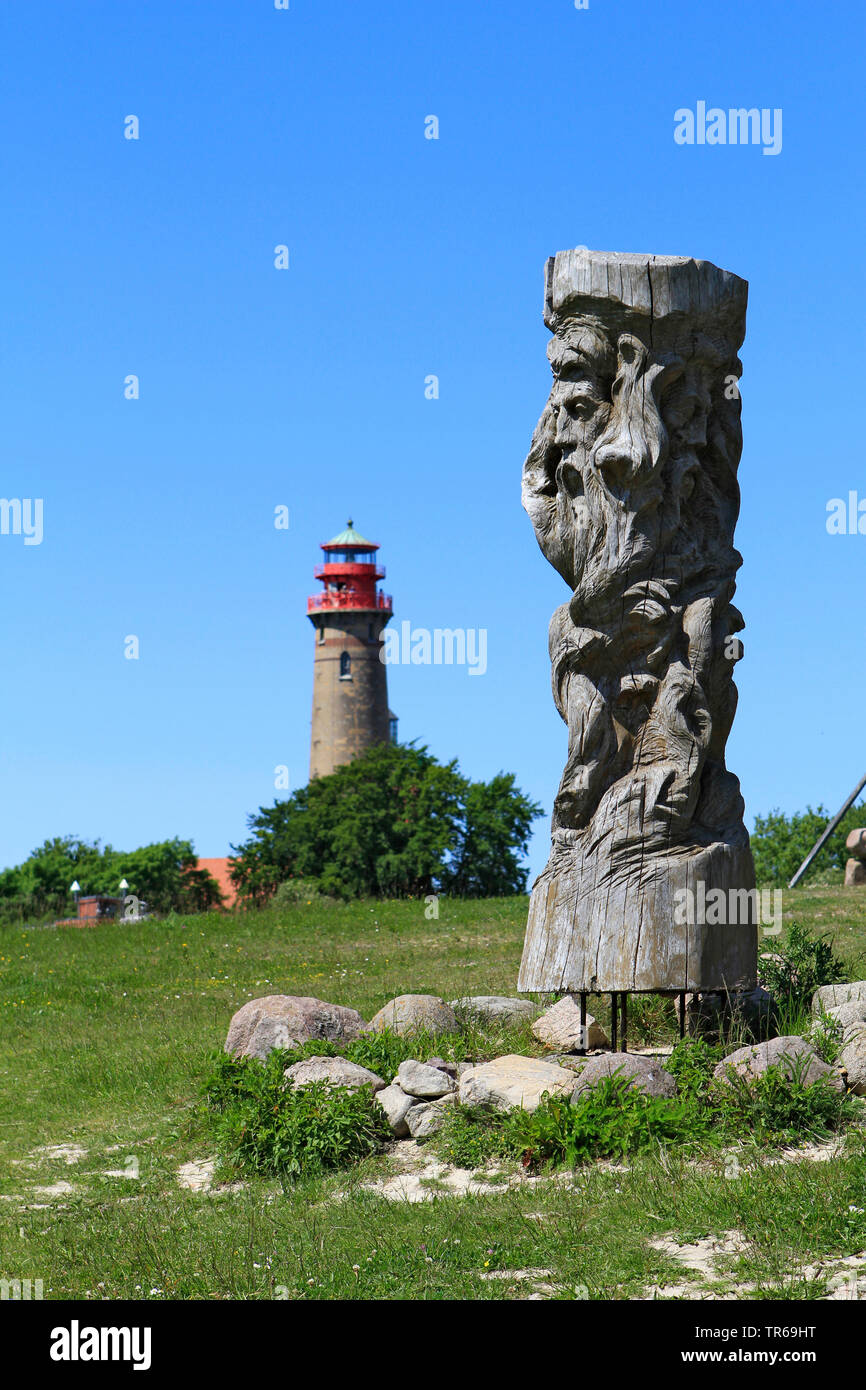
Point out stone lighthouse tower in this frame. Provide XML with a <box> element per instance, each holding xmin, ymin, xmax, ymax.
<box><xmin>307</xmin><ymin>521</ymin><xmax>395</xmax><ymax>779</ymax></box>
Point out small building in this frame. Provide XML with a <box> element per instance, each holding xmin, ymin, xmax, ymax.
<box><xmin>55</xmin><ymin>894</ymin><xmax>127</xmax><ymax>928</ymax></box>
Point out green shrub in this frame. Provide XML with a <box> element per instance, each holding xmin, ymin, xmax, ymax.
<box><xmin>202</xmin><ymin>1048</ymin><xmax>391</xmax><ymax>1181</ymax></box>
<box><xmin>271</xmin><ymin>878</ymin><xmax>332</xmax><ymax>907</ymax></box>
<box><xmin>665</xmin><ymin>1036</ymin><xmax>724</xmax><ymax>1102</ymax></box>
<box><xmin>434</xmin><ymin>1106</ymin><xmax>513</xmax><ymax>1168</ymax></box>
<box><xmin>759</xmin><ymin>921</ymin><xmax>850</xmax><ymax>1014</ymax></box>
<box><xmin>344</xmin><ymin>1028</ymin><xmax>425</xmax><ymax>1077</ymax></box>
<box><xmin>504</xmin><ymin>1079</ymin><xmax>709</xmax><ymax>1169</ymax></box>
<box><xmin>712</xmin><ymin>1058</ymin><xmax>854</xmax><ymax>1144</ymax></box>
<box><xmin>810</xmin><ymin>1010</ymin><xmax>848</xmax><ymax>1066</ymax></box>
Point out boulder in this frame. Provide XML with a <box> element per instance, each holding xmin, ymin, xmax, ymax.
<box><xmin>532</xmin><ymin>996</ymin><xmax>609</xmax><ymax>1052</ymax></box>
<box><xmin>396</xmin><ymin>1059</ymin><xmax>456</xmax><ymax>1099</ymax></box>
<box><xmin>405</xmin><ymin>1093</ymin><xmax>457</xmax><ymax>1139</ymax></box>
<box><xmin>838</xmin><ymin>1023</ymin><xmax>866</xmax><ymax>1095</ymax></box>
<box><xmin>812</xmin><ymin>982</ymin><xmax>866</xmax><ymax>1016</ymax></box>
<box><xmin>844</xmin><ymin>860</ymin><xmax>866</xmax><ymax>887</ymax></box>
<box><xmin>569</xmin><ymin>1052</ymin><xmax>677</xmax><ymax>1099</ymax></box>
<box><xmin>375</xmin><ymin>1084</ymin><xmax>421</xmax><ymax>1137</ymax></box>
<box><xmin>450</xmin><ymin>996</ymin><xmax>539</xmax><ymax>1027</ymax></box>
<box><xmin>364</xmin><ymin>994</ymin><xmax>459</xmax><ymax>1037</ymax></box>
<box><xmin>826</xmin><ymin>1000</ymin><xmax>866</xmax><ymax>1031</ymax></box>
<box><xmin>458</xmin><ymin>1054</ymin><xmax>573</xmax><ymax>1112</ymax></box>
<box><xmin>424</xmin><ymin>1057</ymin><xmax>458</xmax><ymax>1078</ymax></box>
<box><xmin>712</xmin><ymin>1036</ymin><xmax>844</xmax><ymax>1091</ymax></box>
<box><xmin>845</xmin><ymin>828</ymin><xmax>866</xmax><ymax>858</ymax></box>
<box><xmin>224</xmin><ymin>994</ymin><xmax>366</xmax><ymax>1061</ymax></box>
<box><xmin>283</xmin><ymin>1056</ymin><xmax>385</xmax><ymax>1092</ymax></box>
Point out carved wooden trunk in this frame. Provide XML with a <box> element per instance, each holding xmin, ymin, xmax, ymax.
<box><xmin>519</xmin><ymin>249</ymin><xmax>758</xmax><ymax>995</ymax></box>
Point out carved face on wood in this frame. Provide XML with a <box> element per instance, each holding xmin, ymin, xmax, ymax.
<box><xmin>522</xmin><ymin>315</ymin><xmax>742</xmax><ymax>621</ymax></box>
<box><xmin>523</xmin><ymin>312</ymin><xmax>746</xmax><ymax>842</ymax></box>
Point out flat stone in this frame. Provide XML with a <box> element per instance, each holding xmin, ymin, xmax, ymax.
<box><xmin>713</xmin><ymin>1036</ymin><xmax>844</xmax><ymax>1091</ymax></box>
<box><xmin>569</xmin><ymin>1052</ymin><xmax>677</xmax><ymax>1099</ymax></box>
<box><xmin>224</xmin><ymin>995</ymin><xmax>366</xmax><ymax>1061</ymax></box>
<box><xmin>283</xmin><ymin>1056</ymin><xmax>385</xmax><ymax>1092</ymax></box>
<box><xmin>812</xmin><ymin>982</ymin><xmax>866</xmax><ymax>1016</ymax></box>
<box><xmin>405</xmin><ymin>1093</ymin><xmax>457</xmax><ymax>1139</ymax></box>
<box><xmin>458</xmin><ymin>1054</ymin><xmax>573</xmax><ymax>1112</ymax></box>
<box><xmin>531</xmin><ymin>996</ymin><xmax>609</xmax><ymax>1052</ymax></box>
<box><xmin>838</xmin><ymin>1023</ymin><xmax>866</xmax><ymax>1095</ymax></box>
<box><xmin>397</xmin><ymin>1059</ymin><xmax>456</xmax><ymax>1099</ymax></box>
<box><xmin>375</xmin><ymin>1084</ymin><xmax>421</xmax><ymax>1137</ymax></box>
<box><xmin>450</xmin><ymin>996</ymin><xmax>539</xmax><ymax>1026</ymax></box>
<box><xmin>364</xmin><ymin>995</ymin><xmax>459</xmax><ymax>1037</ymax></box>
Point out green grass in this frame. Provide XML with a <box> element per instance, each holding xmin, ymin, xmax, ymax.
<box><xmin>1</xmin><ymin>891</ymin><xmax>865</xmax><ymax>1300</ymax></box>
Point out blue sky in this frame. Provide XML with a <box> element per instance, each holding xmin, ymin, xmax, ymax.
<box><xmin>1</xmin><ymin>0</ymin><xmax>864</xmax><ymax>883</ymax></box>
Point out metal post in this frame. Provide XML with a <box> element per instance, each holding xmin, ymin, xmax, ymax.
<box><xmin>610</xmin><ymin>992</ymin><xmax>618</xmax><ymax>1051</ymax></box>
<box><xmin>788</xmin><ymin>771</ymin><xmax>866</xmax><ymax>887</ymax></box>
<box><xmin>678</xmin><ymin>991</ymin><xmax>686</xmax><ymax>1039</ymax></box>
<box><xmin>621</xmin><ymin>993</ymin><xmax>628</xmax><ymax>1052</ymax></box>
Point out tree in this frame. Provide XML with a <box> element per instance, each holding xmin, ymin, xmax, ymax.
<box><xmin>438</xmin><ymin>773</ymin><xmax>541</xmax><ymax>897</ymax></box>
<box><xmin>231</xmin><ymin>742</ymin><xmax>543</xmax><ymax>902</ymax></box>
<box><xmin>0</xmin><ymin>836</ymin><xmax>224</xmax><ymax>923</ymax></box>
<box><xmin>750</xmin><ymin>802</ymin><xmax>866</xmax><ymax>887</ymax></box>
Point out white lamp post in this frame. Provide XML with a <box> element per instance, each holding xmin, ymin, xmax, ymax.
<box><xmin>70</xmin><ymin>881</ymin><xmax>81</xmax><ymax>916</ymax></box>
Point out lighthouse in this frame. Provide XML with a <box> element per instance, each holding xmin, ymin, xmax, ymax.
<box><xmin>307</xmin><ymin>520</ymin><xmax>396</xmax><ymax>779</ymax></box>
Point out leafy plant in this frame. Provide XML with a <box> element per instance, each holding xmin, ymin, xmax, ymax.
<box><xmin>503</xmin><ymin>1079</ymin><xmax>710</xmax><ymax>1170</ymax></box>
<box><xmin>665</xmin><ymin>1036</ymin><xmax>725</xmax><ymax>1102</ymax></box>
<box><xmin>712</xmin><ymin>1057</ymin><xmax>853</xmax><ymax>1144</ymax></box>
<box><xmin>759</xmin><ymin>921</ymin><xmax>850</xmax><ymax>1013</ymax></box>
<box><xmin>434</xmin><ymin>1106</ymin><xmax>514</xmax><ymax>1168</ymax></box>
<box><xmin>810</xmin><ymin>1010</ymin><xmax>847</xmax><ymax>1066</ymax></box>
<box><xmin>203</xmin><ymin>1048</ymin><xmax>390</xmax><ymax>1180</ymax></box>
<box><xmin>344</xmin><ymin>1028</ymin><xmax>425</xmax><ymax>1078</ymax></box>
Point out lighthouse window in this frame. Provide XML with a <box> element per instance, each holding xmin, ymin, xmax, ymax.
<box><xmin>339</xmin><ymin>651</ymin><xmax>352</xmax><ymax>679</ymax></box>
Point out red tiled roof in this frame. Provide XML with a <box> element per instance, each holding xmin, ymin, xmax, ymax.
<box><xmin>196</xmin><ymin>858</ymin><xmax>239</xmax><ymax>907</ymax></box>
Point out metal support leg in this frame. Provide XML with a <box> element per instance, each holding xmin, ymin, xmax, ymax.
<box><xmin>621</xmin><ymin>992</ymin><xmax>628</xmax><ymax>1053</ymax></box>
<box><xmin>678</xmin><ymin>991</ymin><xmax>686</xmax><ymax>1040</ymax></box>
<box><xmin>610</xmin><ymin>992</ymin><xmax>618</xmax><ymax>1051</ymax></box>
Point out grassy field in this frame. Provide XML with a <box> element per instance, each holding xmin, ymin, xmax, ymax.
<box><xmin>1</xmin><ymin>890</ymin><xmax>866</xmax><ymax>1301</ymax></box>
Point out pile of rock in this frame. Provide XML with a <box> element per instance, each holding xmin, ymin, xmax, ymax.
<box><xmin>813</xmin><ymin>982</ymin><xmax>866</xmax><ymax>1094</ymax></box>
<box><xmin>221</xmin><ymin>983</ymin><xmax>866</xmax><ymax>1148</ymax></box>
<box><xmin>377</xmin><ymin>1059</ymin><xmax>461</xmax><ymax>1138</ymax></box>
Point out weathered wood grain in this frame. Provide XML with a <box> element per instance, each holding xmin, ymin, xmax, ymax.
<box><xmin>519</xmin><ymin>249</ymin><xmax>757</xmax><ymax>994</ymax></box>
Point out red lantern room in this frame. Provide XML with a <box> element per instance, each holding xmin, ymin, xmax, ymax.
<box><xmin>306</xmin><ymin>520</ymin><xmax>393</xmax><ymax>616</ymax></box>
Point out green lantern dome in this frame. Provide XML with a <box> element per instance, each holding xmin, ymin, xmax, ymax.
<box><xmin>323</xmin><ymin>519</ymin><xmax>377</xmax><ymax>550</ymax></box>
